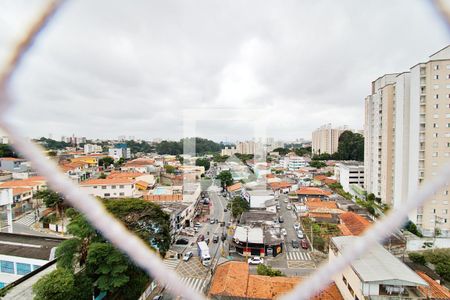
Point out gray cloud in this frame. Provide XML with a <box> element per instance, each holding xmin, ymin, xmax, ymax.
<box><xmin>1</xmin><ymin>0</ymin><xmax>448</xmax><ymax>141</ymax></box>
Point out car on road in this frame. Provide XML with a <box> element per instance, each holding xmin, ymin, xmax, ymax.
<box><xmin>224</xmin><ymin>208</ymin><xmax>228</xmax><ymax>212</ymax></box>
<box><xmin>293</xmin><ymin>223</ymin><xmax>300</xmax><ymax>231</ymax></box>
<box><xmin>291</xmin><ymin>239</ymin><xmax>299</xmax><ymax>248</ymax></box>
<box><xmin>194</xmin><ymin>227</ymin><xmax>199</xmax><ymax>233</ymax></box>
<box><xmin>210</xmin><ymin>219</ymin><xmax>216</xmax><ymax>224</ymax></box>
<box><xmin>197</xmin><ymin>234</ymin><xmax>205</xmax><ymax>242</ymax></box>
<box><xmin>153</xmin><ymin>295</ymin><xmax>163</xmax><ymax>300</ymax></box>
<box><xmin>175</xmin><ymin>238</ymin><xmax>189</xmax><ymax>245</ymax></box>
<box><xmin>286</xmin><ymin>204</ymin><xmax>292</xmax><ymax>210</ymax></box>
<box><xmin>283</xmin><ymin>199</ymin><xmax>288</xmax><ymax>203</ymax></box>
<box><xmin>278</xmin><ymin>216</ymin><xmax>284</xmax><ymax>223</ymax></box>
<box><xmin>213</xmin><ymin>234</ymin><xmax>219</xmax><ymax>243</ymax></box>
<box><xmin>296</xmin><ymin>230</ymin><xmax>304</xmax><ymax>239</ymax></box>
<box><xmin>183</xmin><ymin>251</ymin><xmax>193</xmax><ymax>261</ymax></box>
<box><xmin>194</xmin><ymin>222</ymin><xmax>202</xmax><ymax>228</ymax></box>
<box><xmin>281</xmin><ymin>228</ymin><xmax>287</xmax><ymax>236</ymax></box>
<box><xmin>276</xmin><ymin>204</ymin><xmax>280</xmax><ymax>210</ymax></box>
<box><xmin>301</xmin><ymin>239</ymin><xmax>309</xmax><ymax>250</ymax></box>
<box><xmin>248</xmin><ymin>257</ymin><xmax>264</xmax><ymax>265</ymax></box>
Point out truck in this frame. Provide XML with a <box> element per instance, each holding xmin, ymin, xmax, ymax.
<box><xmin>197</xmin><ymin>241</ymin><xmax>211</xmax><ymax>267</ymax></box>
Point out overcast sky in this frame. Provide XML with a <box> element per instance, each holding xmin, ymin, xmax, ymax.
<box><xmin>0</xmin><ymin>0</ymin><xmax>448</xmax><ymax>142</ymax></box>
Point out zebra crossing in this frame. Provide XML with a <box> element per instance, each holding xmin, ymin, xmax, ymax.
<box><xmin>287</xmin><ymin>251</ymin><xmax>312</xmax><ymax>261</ymax></box>
<box><xmin>179</xmin><ymin>277</ymin><xmax>205</xmax><ymax>293</ymax></box>
<box><xmin>14</xmin><ymin>212</ymin><xmax>38</xmax><ymax>226</ymax></box>
<box><xmin>163</xmin><ymin>259</ymin><xmax>180</xmax><ymax>271</ymax></box>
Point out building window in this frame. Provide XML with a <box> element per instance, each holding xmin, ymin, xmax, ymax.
<box><xmin>434</xmin><ymin>65</ymin><xmax>440</xmax><ymax>70</ymax></box>
<box><xmin>111</xmin><ymin>185</ymin><xmax>116</xmax><ymax>189</ymax></box>
<box><xmin>119</xmin><ymin>192</ymin><xmax>124</xmax><ymax>196</ymax></box>
<box><xmin>433</xmin><ymin>133</ymin><xmax>439</xmax><ymax>138</ymax></box>
<box><xmin>104</xmin><ymin>193</ymin><xmax>110</xmax><ymax>197</ymax></box>
<box><xmin>32</xmin><ymin>265</ymin><xmax>42</xmax><ymax>271</ymax></box>
<box><xmin>101</xmin><ymin>186</ymin><xmax>106</xmax><ymax>189</ymax></box>
<box><xmin>93</xmin><ymin>186</ymin><xmax>97</xmax><ymax>189</ymax></box>
<box><xmin>119</xmin><ymin>185</ymin><xmax>124</xmax><ymax>188</ymax></box>
<box><xmin>0</xmin><ymin>282</ymin><xmax>4</xmax><ymax>288</ymax></box>
<box><xmin>434</xmin><ymin>75</ymin><xmax>439</xmax><ymax>80</ymax></box>
<box><xmin>434</xmin><ymin>94</ymin><xmax>439</xmax><ymax>99</ymax></box>
<box><xmin>434</xmin><ymin>104</ymin><xmax>439</xmax><ymax>109</ymax></box>
<box><xmin>444</xmin><ymin>209</ymin><xmax>448</xmax><ymax>214</ymax></box>
<box><xmin>433</xmin><ymin>123</ymin><xmax>438</xmax><ymax>128</ymax></box>
<box><xmin>16</xmin><ymin>263</ymin><xmax>31</xmax><ymax>275</ymax></box>
<box><xmin>0</xmin><ymin>261</ymin><xmax>14</xmax><ymax>274</ymax></box>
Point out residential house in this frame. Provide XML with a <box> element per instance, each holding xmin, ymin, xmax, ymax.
<box><xmin>415</xmin><ymin>271</ymin><xmax>450</xmax><ymax>299</ymax></box>
<box><xmin>305</xmin><ymin>199</ymin><xmax>343</xmax><ymax>223</ymax></box>
<box><xmin>226</xmin><ymin>182</ymin><xmax>243</xmax><ymax>198</ymax></box>
<box><xmin>294</xmin><ymin>187</ymin><xmax>332</xmax><ymax>202</ymax></box>
<box><xmin>79</xmin><ymin>178</ymin><xmax>137</xmax><ymax>198</ymax></box>
<box><xmin>313</xmin><ymin>175</ymin><xmax>337</xmax><ymax>186</ymax></box>
<box><xmin>330</xmin><ymin>236</ymin><xmax>428</xmax><ymax>300</ymax></box>
<box><xmin>338</xmin><ymin>212</ymin><xmax>372</xmax><ymax>236</ymax></box>
<box><xmin>208</xmin><ymin>261</ymin><xmax>343</xmax><ymax>300</ymax></box>
<box><xmin>268</xmin><ymin>181</ymin><xmax>292</xmax><ymax>196</ymax></box>
<box><xmin>121</xmin><ymin>158</ymin><xmax>156</xmax><ymax>173</ymax></box>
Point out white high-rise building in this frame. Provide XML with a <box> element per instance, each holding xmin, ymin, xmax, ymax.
<box><xmin>365</xmin><ymin>45</ymin><xmax>450</xmax><ymax>236</ymax></box>
<box><xmin>312</xmin><ymin>124</ymin><xmax>348</xmax><ymax>155</ymax></box>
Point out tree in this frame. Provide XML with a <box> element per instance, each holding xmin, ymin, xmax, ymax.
<box><xmin>0</xmin><ymin>144</ymin><xmax>17</xmax><ymax>158</ymax></box>
<box><xmin>217</xmin><ymin>170</ymin><xmax>233</xmax><ymax>187</ymax></box>
<box><xmin>98</xmin><ymin>156</ymin><xmax>114</xmax><ymax>168</ymax></box>
<box><xmin>114</xmin><ymin>157</ymin><xmax>125</xmax><ymax>168</ymax></box>
<box><xmin>34</xmin><ymin>189</ymin><xmax>65</xmax><ymax>217</ymax></box>
<box><xmin>195</xmin><ymin>158</ymin><xmax>210</xmax><ymax>171</ymax></box>
<box><xmin>33</xmin><ymin>268</ymin><xmax>76</xmax><ymax>300</ymax></box>
<box><xmin>49</xmin><ymin>199</ymin><xmax>171</xmax><ymax>299</ymax></box>
<box><xmin>336</xmin><ymin>131</ymin><xmax>364</xmax><ymax>161</ymax></box>
<box><xmin>98</xmin><ymin>173</ymin><xmax>107</xmax><ymax>179</ymax></box>
<box><xmin>403</xmin><ymin>220</ymin><xmax>423</xmax><ymax>237</ymax></box>
<box><xmin>230</xmin><ymin>196</ymin><xmax>250</xmax><ymax>218</ymax></box>
<box><xmin>272</xmin><ymin>147</ymin><xmax>289</xmax><ymax>156</ymax></box>
<box><xmin>256</xmin><ymin>264</ymin><xmax>285</xmax><ymax>277</ymax></box>
<box><xmin>309</xmin><ymin>160</ymin><xmax>326</xmax><ymax>169</ymax></box>
<box><xmin>47</xmin><ymin>150</ymin><xmax>57</xmax><ymax>157</ymax></box>
<box><xmin>164</xmin><ymin>165</ymin><xmax>176</xmax><ymax>174</ymax></box>
<box><xmin>86</xmin><ymin>243</ymin><xmax>129</xmax><ymax>292</ymax></box>
<box><xmin>36</xmin><ymin>137</ymin><xmax>70</xmax><ymax>150</ymax></box>
<box><xmin>408</xmin><ymin>253</ymin><xmax>426</xmax><ymax>265</ymax></box>
<box><xmin>212</xmin><ymin>155</ymin><xmax>229</xmax><ymax>163</ymax></box>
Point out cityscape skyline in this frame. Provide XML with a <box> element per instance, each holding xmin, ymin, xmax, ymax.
<box><xmin>1</xmin><ymin>1</ymin><xmax>447</xmax><ymax>140</ymax></box>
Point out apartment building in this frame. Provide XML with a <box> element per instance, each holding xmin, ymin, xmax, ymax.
<box><xmin>83</xmin><ymin>143</ymin><xmax>102</xmax><ymax>154</ymax></box>
<box><xmin>365</xmin><ymin>46</ymin><xmax>450</xmax><ymax>236</ymax></box>
<box><xmin>335</xmin><ymin>162</ymin><xmax>364</xmax><ymax>194</ymax></box>
<box><xmin>312</xmin><ymin>124</ymin><xmax>347</xmax><ymax>155</ymax></box>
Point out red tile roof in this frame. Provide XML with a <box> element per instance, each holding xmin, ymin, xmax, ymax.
<box><xmin>295</xmin><ymin>187</ymin><xmax>332</xmax><ymax>196</ymax></box>
<box><xmin>268</xmin><ymin>182</ymin><xmax>292</xmax><ymax>190</ymax></box>
<box><xmin>416</xmin><ymin>271</ymin><xmax>450</xmax><ymax>299</ymax></box>
<box><xmin>12</xmin><ymin>187</ymin><xmax>32</xmax><ymax>196</ymax></box>
<box><xmin>0</xmin><ymin>177</ymin><xmax>46</xmax><ymax>188</ymax></box>
<box><xmin>339</xmin><ymin>212</ymin><xmax>371</xmax><ymax>236</ymax></box>
<box><xmin>107</xmin><ymin>172</ymin><xmax>144</xmax><ymax>179</ymax></box>
<box><xmin>306</xmin><ymin>200</ymin><xmax>338</xmax><ymax>210</ymax></box>
<box><xmin>227</xmin><ymin>182</ymin><xmax>242</xmax><ymax>192</ymax></box>
<box><xmin>80</xmin><ymin>178</ymin><xmax>134</xmax><ymax>186</ymax></box>
<box><xmin>209</xmin><ymin>261</ymin><xmax>343</xmax><ymax>299</ymax></box>
<box><xmin>0</xmin><ymin>157</ymin><xmax>24</xmax><ymax>161</ymax></box>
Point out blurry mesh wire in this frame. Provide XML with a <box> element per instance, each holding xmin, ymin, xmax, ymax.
<box><xmin>0</xmin><ymin>1</ymin><xmax>449</xmax><ymax>300</ymax></box>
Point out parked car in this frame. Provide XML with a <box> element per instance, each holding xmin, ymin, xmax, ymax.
<box><xmin>296</xmin><ymin>230</ymin><xmax>304</xmax><ymax>239</ymax></box>
<box><xmin>293</xmin><ymin>223</ymin><xmax>300</xmax><ymax>231</ymax></box>
<box><xmin>175</xmin><ymin>238</ymin><xmax>189</xmax><ymax>245</ymax></box>
<box><xmin>283</xmin><ymin>199</ymin><xmax>288</xmax><ymax>203</ymax></box>
<box><xmin>276</xmin><ymin>205</ymin><xmax>280</xmax><ymax>210</ymax></box>
<box><xmin>213</xmin><ymin>234</ymin><xmax>219</xmax><ymax>243</ymax></box>
<box><xmin>194</xmin><ymin>222</ymin><xmax>202</xmax><ymax>228</ymax></box>
<box><xmin>300</xmin><ymin>239</ymin><xmax>309</xmax><ymax>250</ymax></box>
<box><xmin>221</xmin><ymin>232</ymin><xmax>227</xmax><ymax>241</ymax></box>
<box><xmin>291</xmin><ymin>240</ymin><xmax>299</xmax><ymax>248</ymax></box>
<box><xmin>286</xmin><ymin>204</ymin><xmax>292</xmax><ymax>210</ymax></box>
<box><xmin>281</xmin><ymin>228</ymin><xmax>287</xmax><ymax>236</ymax></box>
<box><xmin>183</xmin><ymin>251</ymin><xmax>193</xmax><ymax>261</ymax></box>
<box><xmin>278</xmin><ymin>216</ymin><xmax>284</xmax><ymax>223</ymax></box>
<box><xmin>153</xmin><ymin>295</ymin><xmax>163</xmax><ymax>300</ymax></box>
<box><xmin>210</xmin><ymin>219</ymin><xmax>216</xmax><ymax>224</ymax></box>
<box><xmin>197</xmin><ymin>234</ymin><xmax>205</xmax><ymax>242</ymax></box>
<box><xmin>248</xmin><ymin>257</ymin><xmax>264</xmax><ymax>265</ymax></box>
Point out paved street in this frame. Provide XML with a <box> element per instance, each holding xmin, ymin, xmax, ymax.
<box><xmin>265</xmin><ymin>194</ymin><xmax>316</xmax><ymax>274</ymax></box>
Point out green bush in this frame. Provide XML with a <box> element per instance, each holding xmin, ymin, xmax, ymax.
<box><xmin>256</xmin><ymin>264</ymin><xmax>285</xmax><ymax>277</ymax></box>
<box><xmin>408</xmin><ymin>252</ymin><xmax>426</xmax><ymax>265</ymax></box>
